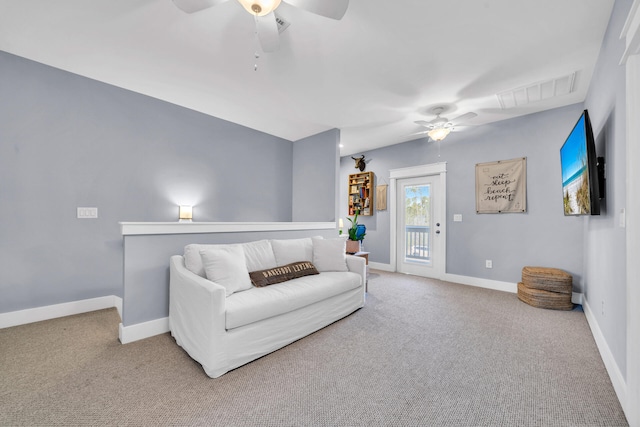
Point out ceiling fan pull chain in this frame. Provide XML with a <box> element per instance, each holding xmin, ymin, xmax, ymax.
<box><xmin>253</xmin><ymin>15</ymin><xmax>260</xmax><ymax>71</ymax></box>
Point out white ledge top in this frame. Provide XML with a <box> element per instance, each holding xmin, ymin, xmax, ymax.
<box><xmin>119</xmin><ymin>221</ymin><xmax>337</xmax><ymax>236</ymax></box>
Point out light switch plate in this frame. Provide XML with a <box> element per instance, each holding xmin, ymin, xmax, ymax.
<box><xmin>77</xmin><ymin>207</ymin><xmax>98</xmax><ymax>219</ymax></box>
<box><xmin>453</xmin><ymin>214</ymin><xmax>463</xmax><ymax>222</ymax></box>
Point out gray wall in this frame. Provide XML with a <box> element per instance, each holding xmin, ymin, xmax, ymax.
<box><xmin>582</xmin><ymin>0</ymin><xmax>630</xmax><ymax>378</ymax></box>
<box><xmin>340</xmin><ymin>104</ymin><xmax>587</xmax><ymax>286</ymax></box>
<box><xmin>0</xmin><ymin>51</ymin><xmax>336</xmax><ymax>315</ymax></box>
<box><xmin>292</xmin><ymin>129</ymin><xmax>340</xmax><ymax>222</ymax></box>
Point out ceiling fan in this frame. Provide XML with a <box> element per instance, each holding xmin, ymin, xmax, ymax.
<box><xmin>414</xmin><ymin>106</ymin><xmax>477</xmax><ymax>141</ymax></box>
<box><xmin>172</xmin><ymin>0</ymin><xmax>349</xmax><ymax>53</ymax></box>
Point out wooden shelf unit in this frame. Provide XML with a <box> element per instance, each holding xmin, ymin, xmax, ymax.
<box><xmin>348</xmin><ymin>171</ymin><xmax>374</xmax><ymax>216</ymax></box>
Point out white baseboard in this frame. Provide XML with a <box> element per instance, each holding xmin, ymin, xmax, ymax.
<box><xmin>443</xmin><ymin>273</ymin><xmax>517</xmax><ymax>294</ymax></box>
<box><xmin>571</xmin><ymin>292</ymin><xmax>584</xmax><ymax>305</ymax></box>
<box><xmin>0</xmin><ymin>294</ymin><xmax>166</xmax><ymax>344</ymax></box>
<box><xmin>118</xmin><ymin>317</ymin><xmax>170</xmax><ymax>344</ymax></box>
<box><xmin>0</xmin><ymin>295</ymin><xmax>122</xmax><ymax>329</ymax></box>
<box><xmin>368</xmin><ymin>262</ymin><xmax>394</xmax><ymax>272</ymax></box>
<box><xmin>368</xmin><ymin>270</ymin><xmax>585</xmax><ymax>305</ymax></box>
<box><xmin>113</xmin><ymin>296</ymin><xmax>123</xmax><ymax>318</ymax></box>
<box><xmin>583</xmin><ymin>298</ymin><xmax>627</xmax><ymax>414</ymax></box>
<box><xmin>368</xmin><ymin>268</ymin><xmax>518</xmax><ymax>294</ymax></box>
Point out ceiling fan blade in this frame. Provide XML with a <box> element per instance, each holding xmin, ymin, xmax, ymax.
<box><xmin>256</xmin><ymin>13</ymin><xmax>280</xmax><ymax>52</ymax></box>
<box><xmin>450</xmin><ymin>112</ymin><xmax>478</xmax><ymax>125</ymax></box>
<box><xmin>172</xmin><ymin>0</ymin><xmax>229</xmax><ymax>13</ymax></box>
<box><xmin>284</xmin><ymin>0</ymin><xmax>349</xmax><ymax>20</ymax></box>
<box><xmin>414</xmin><ymin>120</ymin><xmax>434</xmax><ymax>128</ymax></box>
<box><xmin>410</xmin><ymin>130</ymin><xmax>430</xmax><ymax>137</ymax></box>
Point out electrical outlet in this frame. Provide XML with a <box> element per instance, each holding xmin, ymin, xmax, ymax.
<box><xmin>601</xmin><ymin>300</ymin><xmax>605</xmax><ymax>316</ymax></box>
<box><xmin>485</xmin><ymin>260</ymin><xmax>492</xmax><ymax>269</ymax></box>
<box><xmin>453</xmin><ymin>214</ymin><xmax>463</xmax><ymax>222</ymax></box>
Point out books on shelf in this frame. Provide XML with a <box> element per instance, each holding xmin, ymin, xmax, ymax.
<box><xmin>348</xmin><ymin>171</ymin><xmax>374</xmax><ymax>216</ymax></box>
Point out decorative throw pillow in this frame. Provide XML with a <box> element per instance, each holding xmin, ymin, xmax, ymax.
<box><xmin>184</xmin><ymin>243</ymin><xmax>245</xmax><ymax>278</ymax></box>
<box><xmin>242</xmin><ymin>239</ymin><xmax>278</xmax><ymax>272</ymax></box>
<box><xmin>249</xmin><ymin>261</ymin><xmax>319</xmax><ymax>287</ymax></box>
<box><xmin>271</xmin><ymin>237</ymin><xmax>314</xmax><ymax>266</ymax></box>
<box><xmin>200</xmin><ymin>246</ymin><xmax>253</xmax><ymax>296</ymax></box>
<box><xmin>312</xmin><ymin>237</ymin><xmax>348</xmax><ymax>272</ymax></box>
<box><xmin>183</xmin><ymin>244</ymin><xmax>210</xmax><ymax>277</ymax></box>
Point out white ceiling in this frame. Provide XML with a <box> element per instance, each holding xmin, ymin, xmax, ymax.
<box><xmin>0</xmin><ymin>0</ymin><xmax>615</xmax><ymax>156</ymax></box>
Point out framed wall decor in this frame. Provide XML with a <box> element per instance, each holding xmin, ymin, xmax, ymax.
<box><xmin>376</xmin><ymin>184</ymin><xmax>387</xmax><ymax>211</ymax></box>
<box><xmin>476</xmin><ymin>157</ymin><xmax>527</xmax><ymax>213</ymax></box>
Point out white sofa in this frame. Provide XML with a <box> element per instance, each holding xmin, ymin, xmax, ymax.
<box><xmin>169</xmin><ymin>236</ymin><xmax>366</xmax><ymax>378</ymax></box>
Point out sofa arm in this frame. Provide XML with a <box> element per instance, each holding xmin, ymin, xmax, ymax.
<box><xmin>346</xmin><ymin>254</ymin><xmax>367</xmax><ymax>286</ymax></box>
<box><xmin>169</xmin><ymin>255</ymin><xmax>227</xmax><ymax>366</ymax></box>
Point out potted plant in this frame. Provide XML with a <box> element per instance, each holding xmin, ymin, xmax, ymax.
<box><xmin>345</xmin><ymin>210</ymin><xmax>366</xmax><ymax>254</ymax></box>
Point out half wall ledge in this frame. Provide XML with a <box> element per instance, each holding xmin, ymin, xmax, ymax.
<box><xmin>119</xmin><ymin>221</ymin><xmax>339</xmax><ymax>344</ymax></box>
<box><xmin>119</xmin><ymin>221</ymin><xmax>337</xmax><ymax>236</ymax></box>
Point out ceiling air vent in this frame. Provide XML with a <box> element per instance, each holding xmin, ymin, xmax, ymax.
<box><xmin>496</xmin><ymin>72</ymin><xmax>577</xmax><ymax>109</ymax></box>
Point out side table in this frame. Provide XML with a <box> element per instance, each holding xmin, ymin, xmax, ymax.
<box><xmin>352</xmin><ymin>251</ymin><xmax>370</xmax><ymax>292</ymax></box>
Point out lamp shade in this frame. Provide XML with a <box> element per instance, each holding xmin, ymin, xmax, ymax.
<box><xmin>427</xmin><ymin>127</ymin><xmax>451</xmax><ymax>141</ymax></box>
<box><xmin>179</xmin><ymin>205</ymin><xmax>193</xmax><ymax>222</ymax></box>
<box><xmin>237</xmin><ymin>0</ymin><xmax>281</xmax><ymax>16</ymax></box>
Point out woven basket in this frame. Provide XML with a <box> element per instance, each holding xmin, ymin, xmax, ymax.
<box><xmin>517</xmin><ymin>282</ymin><xmax>573</xmax><ymax>310</ymax></box>
<box><xmin>521</xmin><ymin>266</ymin><xmax>572</xmax><ymax>294</ymax></box>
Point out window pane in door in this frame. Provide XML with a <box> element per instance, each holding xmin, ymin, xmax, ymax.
<box><xmin>404</xmin><ymin>184</ymin><xmax>431</xmax><ymax>263</ymax></box>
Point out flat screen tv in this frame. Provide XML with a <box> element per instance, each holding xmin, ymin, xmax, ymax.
<box><xmin>560</xmin><ymin>109</ymin><xmax>602</xmax><ymax>216</ymax></box>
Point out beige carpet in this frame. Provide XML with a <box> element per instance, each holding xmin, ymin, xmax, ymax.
<box><xmin>0</xmin><ymin>271</ymin><xmax>629</xmax><ymax>426</ymax></box>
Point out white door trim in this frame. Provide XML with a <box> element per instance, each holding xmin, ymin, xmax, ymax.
<box><xmin>389</xmin><ymin>162</ymin><xmax>447</xmax><ymax>276</ymax></box>
<box><xmin>621</xmin><ymin>3</ymin><xmax>640</xmax><ymax>424</ymax></box>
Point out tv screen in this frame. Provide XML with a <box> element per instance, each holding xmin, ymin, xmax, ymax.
<box><xmin>560</xmin><ymin>110</ymin><xmax>601</xmax><ymax>216</ymax></box>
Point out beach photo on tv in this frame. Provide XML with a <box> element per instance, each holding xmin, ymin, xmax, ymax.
<box><xmin>561</xmin><ymin>114</ymin><xmax>591</xmax><ymax>215</ymax></box>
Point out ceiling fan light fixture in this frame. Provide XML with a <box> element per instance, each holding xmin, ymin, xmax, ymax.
<box><xmin>237</xmin><ymin>0</ymin><xmax>282</xmax><ymax>16</ymax></box>
<box><xmin>427</xmin><ymin>127</ymin><xmax>451</xmax><ymax>141</ymax></box>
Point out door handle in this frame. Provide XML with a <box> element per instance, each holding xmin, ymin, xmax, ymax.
<box><xmin>436</xmin><ymin>230</ymin><xmax>440</xmax><ymax>234</ymax></box>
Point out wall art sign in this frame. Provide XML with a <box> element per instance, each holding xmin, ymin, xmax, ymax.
<box><xmin>476</xmin><ymin>157</ymin><xmax>527</xmax><ymax>213</ymax></box>
<box><xmin>376</xmin><ymin>185</ymin><xmax>387</xmax><ymax>211</ymax></box>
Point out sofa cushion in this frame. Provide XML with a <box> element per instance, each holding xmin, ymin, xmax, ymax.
<box><xmin>200</xmin><ymin>246</ymin><xmax>253</xmax><ymax>297</ymax></box>
<box><xmin>225</xmin><ymin>271</ymin><xmax>362</xmax><ymax>330</ymax></box>
<box><xmin>242</xmin><ymin>239</ymin><xmax>278</xmax><ymax>272</ymax></box>
<box><xmin>249</xmin><ymin>261</ymin><xmax>319</xmax><ymax>287</ymax></box>
<box><xmin>184</xmin><ymin>241</ymin><xmax>278</xmax><ymax>278</ymax></box>
<box><xmin>271</xmin><ymin>237</ymin><xmax>314</xmax><ymax>266</ymax></box>
<box><xmin>312</xmin><ymin>237</ymin><xmax>348</xmax><ymax>272</ymax></box>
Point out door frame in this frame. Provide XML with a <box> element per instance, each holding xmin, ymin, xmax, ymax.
<box><xmin>621</xmin><ymin>6</ymin><xmax>640</xmax><ymax>422</ymax></box>
<box><xmin>389</xmin><ymin>162</ymin><xmax>447</xmax><ymax>278</ymax></box>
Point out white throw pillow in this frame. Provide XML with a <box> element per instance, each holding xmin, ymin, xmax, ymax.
<box><xmin>184</xmin><ymin>244</ymin><xmax>209</xmax><ymax>277</ymax></box>
<box><xmin>271</xmin><ymin>237</ymin><xmax>314</xmax><ymax>266</ymax></box>
<box><xmin>200</xmin><ymin>246</ymin><xmax>253</xmax><ymax>297</ymax></box>
<box><xmin>312</xmin><ymin>237</ymin><xmax>348</xmax><ymax>272</ymax></box>
<box><xmin>242</xmin><ymin>239</ymin><xmax>278</xmax><ymax>272</ymax></box>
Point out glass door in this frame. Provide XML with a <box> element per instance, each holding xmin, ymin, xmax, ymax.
<box><xmin>396</xmin><ymin>175</ymin><xmax>443</xmax><ymax>278</ymax></box>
